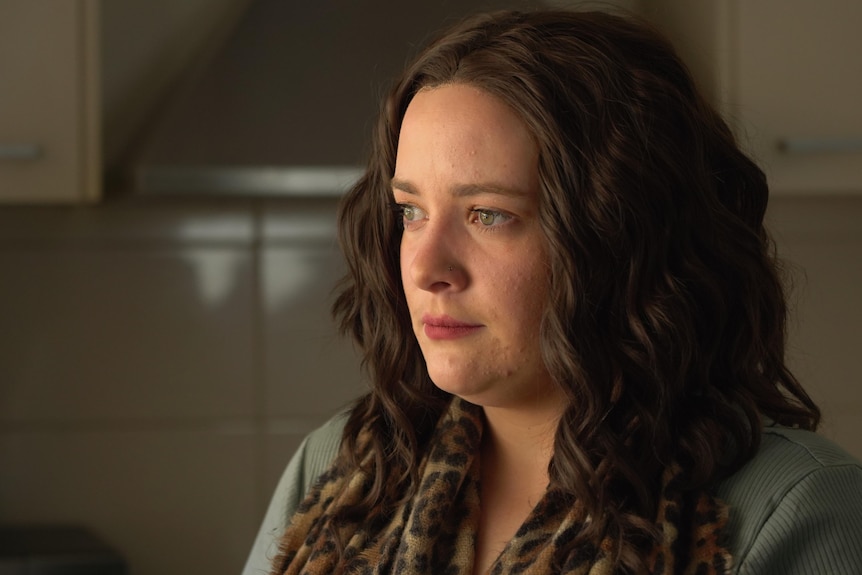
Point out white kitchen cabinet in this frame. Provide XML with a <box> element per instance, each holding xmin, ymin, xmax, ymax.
<box><xmin>0</xmin><ymin>0</ymin><xmax>100</xmax><ymax>203</ymax></box>
<box><xmin>644</xmin><ymin>0</ymin><xmax>862</xmax><ymax>195</ymax></box>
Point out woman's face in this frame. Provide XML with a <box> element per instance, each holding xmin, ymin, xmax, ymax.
<box><xmin>393</xmin><ymin>83</ymin><xmax>557</xmax><ymax>410</ymax></box>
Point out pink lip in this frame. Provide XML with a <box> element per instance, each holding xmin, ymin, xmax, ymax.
<box><xmin>421</xmin><ymin>314</ymin><xmax>482</xmax><ymax>340</ymax></box>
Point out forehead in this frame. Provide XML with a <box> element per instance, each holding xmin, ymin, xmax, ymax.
<box><xmin>395</xmin><ymin>83</ymin><xmax>539</xmax><ymax>193</ymax></box>
<box><xmin>401</xmin><ymin>83</ymin><xmax>530</xmax><ymax>142</ymax></box>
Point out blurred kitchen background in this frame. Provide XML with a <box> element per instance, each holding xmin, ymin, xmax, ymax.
<box><xmin>0</xmin><ymin>0</ymin><xmax>860</xmax><ymax>573</ymax></box>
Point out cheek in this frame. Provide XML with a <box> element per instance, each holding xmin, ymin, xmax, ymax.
<box><xmin>399</xmin><ymin>244</ymin><xmax>418</xmax><ymax>310</ymax></box>
<box><xmin>515</xmin><ymin>279</ymin><xmax>548</xmax><ymax>328</ymax></box>
<box><xmin>515</xmin><ymin>260</ymin><xmax>550</xmax><ymax>325</ymax></box>
<box><xmin>491</xmin><ymin>263</ymin><xmax>548</xmax><ymax>326</ymax></box>
<box><xmin>399</xmin><ymin>239</ymin><xmax>410</xmax><ymax>284</ymax></box>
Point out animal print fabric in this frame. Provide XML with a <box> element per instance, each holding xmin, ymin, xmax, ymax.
<box><xmin>270</xmin><ymin>398</ymin><xmax>731</xmax><ymax>574</ymax></box>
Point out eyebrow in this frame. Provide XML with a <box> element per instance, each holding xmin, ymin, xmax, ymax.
<box><xmin>390</xmin><ymin>178</ymin><xmax>531</xmax><ymax>198</ymax></box>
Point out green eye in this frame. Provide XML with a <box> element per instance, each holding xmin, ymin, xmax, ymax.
<box><xmin>402</xmin><ymin>205</ymin><xmax>424</xmax><ymax>222</ymax></box>
<box><xmin>475</xmin><ymin>209</ymin><xmax>510</xmax><ymax>226</ymax></box>
<box><xmin>478</xmin><ymin>210</ymin><xmax>496</xmax><ymax>225</ymax></box>
<box><xmin>397</xmin><ymin>204</ymin><xmax>425</xmax><ymax>227</ymax></box>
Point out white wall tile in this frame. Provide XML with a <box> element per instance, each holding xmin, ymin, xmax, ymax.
<box><xmin>261</xmin><ymin>198</ymin><xmax>363</xmax><ymax>419</ymax></box>
<box><xmin>0</xmin><ymin>247</ymin><xmax>256</xmax><ymax>422</ymax></box>
<box><xmin>0</xmin><ymin>427</ymin><xmax>258</xmax><ymax>575</ymax></box>
<box><xmin>262</xmin><ymin>245</ymin><xmax>363</xmax><ymax>418</ymax></box>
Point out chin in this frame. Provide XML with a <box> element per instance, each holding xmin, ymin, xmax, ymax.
<box><xmin>428</xmin><ymin>370</ymin><xmax>485</xmax><ymax>401</ymax></box>
<box><xmin>429</xmin><ymin>380</ymin><xmax>503</xmax><ymax>409</ymax></box>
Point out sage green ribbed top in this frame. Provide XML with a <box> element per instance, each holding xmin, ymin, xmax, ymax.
<box><xmin>243</xmin><ymin>416</ymin><xmax>862</xmax><ymax>575</ymax></box>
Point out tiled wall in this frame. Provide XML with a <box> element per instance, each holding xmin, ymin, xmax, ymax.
<box><xmin>0</xmin><ymin>195</ymin><xmax>859</xmax><ymax>574</ymax></box>
<box><xmin>0</xmin><ymin>199</ymin><xmax>362</xmax><ymax>574</ymax></box>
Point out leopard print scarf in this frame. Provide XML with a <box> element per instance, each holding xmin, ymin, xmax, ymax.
<box><xmin>270</xmin><ymin>398</ymin><xmax>731</xmax><ymax>575</ymax></box>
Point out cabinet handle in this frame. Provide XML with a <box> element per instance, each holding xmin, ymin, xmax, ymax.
<box><xmin>0</xmin><ymin>144</ymin><xmax>43</xmax><ymax>161</ymax></box>
<box><xmin>777</xmin><ymin>138</ymin><xmax>862</xmax><ymax>154</ymax></box>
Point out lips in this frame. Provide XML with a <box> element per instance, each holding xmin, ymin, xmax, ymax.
<box><xmin>421</xmin><ymin>313</ymin><xmax>483</xmax><ymax>340</ymax></box>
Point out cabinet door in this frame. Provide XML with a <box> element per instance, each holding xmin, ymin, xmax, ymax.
<box><xmin>0</xmin><ymin>0</ymin><xmax>99</xmax><ymax>203</ymax></box>
<box><xmin>735</xmin><ymin>0</ymin><xmax>862</xmax><ymax>194</ymax></box>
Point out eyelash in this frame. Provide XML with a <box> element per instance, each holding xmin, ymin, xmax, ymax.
<box><xmin>391</xmin><ymin>203</ymin><xmax>420</xmax><ymax>229</ymax></box>
<box><xmin>391</xmin><ymin>203</ymin><xmax>512</xmax><ymax>231</ymax></box>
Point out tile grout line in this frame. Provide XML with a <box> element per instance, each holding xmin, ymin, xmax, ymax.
<box><xmin>250</xmin><ymin>201</ymin><xmax>268</xmax><ymax>523</ymax></box>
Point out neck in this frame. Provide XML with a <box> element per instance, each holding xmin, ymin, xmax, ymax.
<box><xmin>471</xmin><ymin>396</ymin><xmax>566</xmax><ymax>574</ymax></box>
<box><xmin>481</xmin><ymin>398</ymin><xmax>565</xmax><ymax>477</ymax></box>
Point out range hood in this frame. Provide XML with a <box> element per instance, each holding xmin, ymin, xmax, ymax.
<box><xmin>132</xmin><ymin>0</ymin><xmax>544</xmax><ymax>197</ymax></box>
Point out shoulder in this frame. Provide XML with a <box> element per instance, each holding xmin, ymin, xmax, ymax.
<box><xmin>241</xmin><ymin>412</ymin><xmax>348</xmax><ymax>575</ymax></box>
<box><xmin>716</xmin><ymin>427</ymin><xmax>862</xmax><ymax>574</ymax></box>
<box><xmin>299</xmin><ymin>411</ymin><xmax>348</xmax><ymax>493</ymax></box>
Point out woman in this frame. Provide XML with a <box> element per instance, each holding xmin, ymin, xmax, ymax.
<box><xmin>244</xmin><ymin>9</ymin><xmax>862</xmax><ymax>575</ymax></box>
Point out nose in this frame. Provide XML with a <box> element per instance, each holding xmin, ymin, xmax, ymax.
<box><xmin>404</xmin><ymin>220</ymin><xmax>467</xmax><ymax>293</ymax></box>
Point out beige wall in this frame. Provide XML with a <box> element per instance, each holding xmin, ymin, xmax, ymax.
<box><xmin>100</xmin><ymin>0</ymin><xmax>250</xmax><ymax>171</ymax></box>
<box><xmin>1</xmin><ymin>2</ymin><xmax>860</xmax><ymax>575</ymax></box>
<box><xmin>768</xmin><ymin>197</ymin><xmax>862</xmax><ymax>451</ymax></box>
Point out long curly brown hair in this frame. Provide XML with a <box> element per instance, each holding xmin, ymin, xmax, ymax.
<box><xmin>331</xmin><ymin>9</ymin><xmax>819</xmax><ymax>573</ymax></box>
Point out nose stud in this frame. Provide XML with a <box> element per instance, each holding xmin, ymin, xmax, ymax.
<box><xmin>447</xmin><ymin>265</ymin><xmax>454</xmax><ymax>272</ymax></box>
